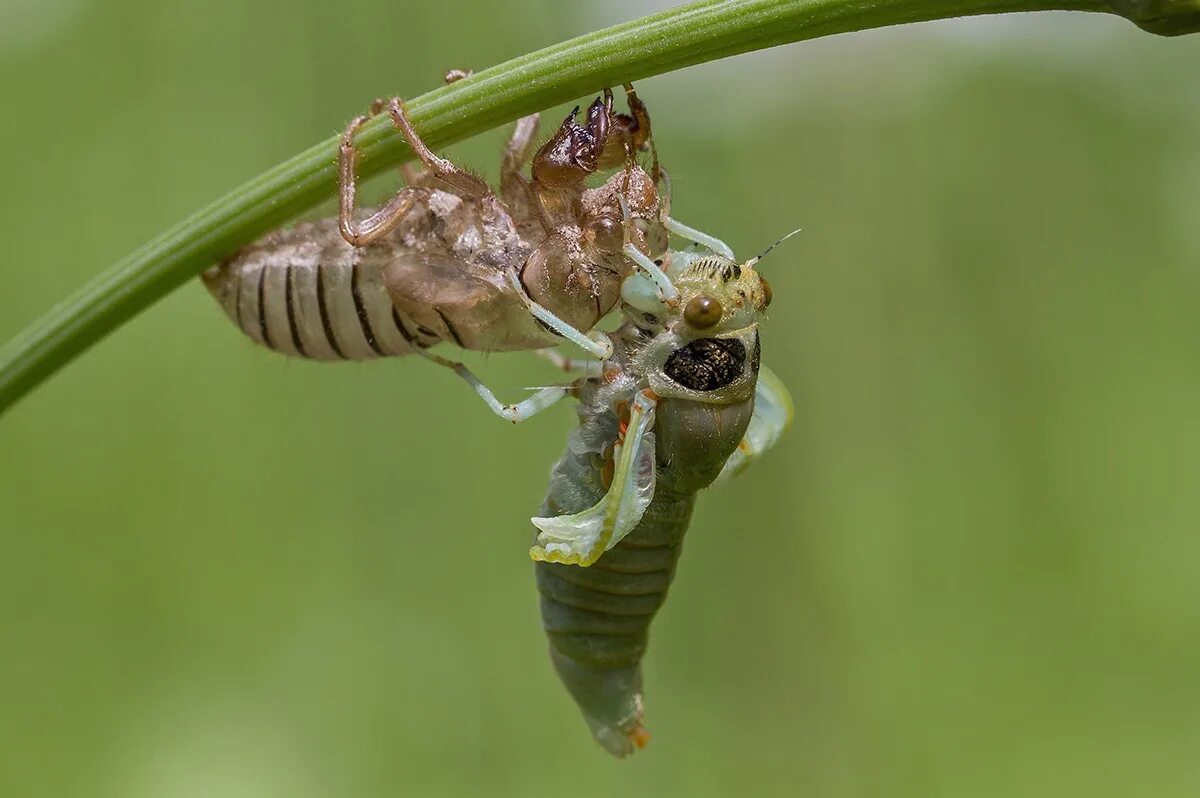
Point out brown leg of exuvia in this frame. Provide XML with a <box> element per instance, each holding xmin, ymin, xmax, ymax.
<box><xmin>530</xmin><ymin>89</ymin><xmax>614</xmax><ymax>189</ymax></box>
<box><xmin>338</xmin><ymin>101</ymin><xmax>428</xmax><ymax>247</ymax></box>
<box><xmin>598</xmin><ymin>83</ymin><xmax>654</xmax><ymax>173</ymax></box>
<box><xmin>623</xmin><ymin>83</ymin><xmax>660</xmax><ymax>183</ymax></box>
<box><xmin>527</xmin><ymin>90</ymin><xmax>615</xmax><ymax>233</ymax></box>
<box><xmin>500</xmin><ymin>114</ymin><xmax>540</xmax><ymax>209</ymax></box>
<box><xmin>385</xmin><ymin>98</ymin><xmax>491</xmax><ymax>199</ymax></box>
<box><xmin>621</xmin><ymin>83</ymin><xmax>652</xmax><ymax>148</ymax></box>
<box><xmin>503</xmin><ymin>114</ymin><xmax>540</xmax><ymax>181</ymax></box>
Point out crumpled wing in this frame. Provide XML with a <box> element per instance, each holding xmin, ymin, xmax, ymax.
<box><xmin>530</xmin><ymin>392</ymin><xmax>658</xmax><ymax>567</ymax></box>
<box><xmin>713</xmin><ymin>364</ymin><xmax>793</xmax><ymax>487</ymax></box>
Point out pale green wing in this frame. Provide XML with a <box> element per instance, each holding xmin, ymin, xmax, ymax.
<box><xmin>530</xmin><ymin>392</ymin><xmax>658</xmax><ymax>567</ymax></box>
<box><xmin>713</xmin><ymin>364</ymin><xmax>793</xmax><ymax>487</ymax></box>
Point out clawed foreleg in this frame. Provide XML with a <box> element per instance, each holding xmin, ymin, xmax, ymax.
<box><xmin>337</xmin><ymin>96</ymin><xmax>492</xmax><ymax>247</ymax></box>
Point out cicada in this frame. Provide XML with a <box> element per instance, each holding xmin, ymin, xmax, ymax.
<box><xmin>202</xmin><ymin>82</ymin><xmax>725</xmax><ymax>418</ymax></box>
<box><xmin>201</xmin><ymin>79</ymin><xmax>794</xmax><ymax>756</ymax></box>
<box><xmin>528</xmin><ymin>232</ymin><xmax>795</xmax><ymax>756</ymax></box>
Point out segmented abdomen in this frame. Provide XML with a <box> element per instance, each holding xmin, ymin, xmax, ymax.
<box><xmin>203</xmin><ymin>224</ymin><xmax>434</xmax><ymax>361</ymax></box>
<box><xmin>535</xmin><ymin>491</ymin><xmax>696</xmax><ymax>756</ymax></box>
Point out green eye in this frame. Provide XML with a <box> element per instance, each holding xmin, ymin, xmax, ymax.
<box><xmin>684</xmin><ymin>295</ymin><xmax>723</xmax><ymax>328</ymax></box>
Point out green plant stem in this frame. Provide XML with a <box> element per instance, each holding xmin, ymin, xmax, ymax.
<box><xmin>0</xmin><ymin>0</ymin><xmax>1195</xmax><ymax>415</ymax></box>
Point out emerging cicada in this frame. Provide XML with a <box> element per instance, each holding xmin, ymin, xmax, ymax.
<box><xmin>202</xmin><ymin>78</ymin><xmax>795</xmax><ymax>756</ymax></box>
<box><xmin>529</xmin><ymin>233</ymin><xmax>795</xmax><ymax>756</ymax></box>
<box><xmin>202</xmin><ymin>82</ymin><xmax>724</xmax><ymax>418</ymax></box>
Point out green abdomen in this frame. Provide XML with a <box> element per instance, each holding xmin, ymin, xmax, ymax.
<box><xmin>534</xmin><ymin>492</ymin><xmax>695</xmax><ymax>756</ymax></box>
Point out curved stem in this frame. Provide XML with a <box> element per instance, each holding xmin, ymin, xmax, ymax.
<box><xmin>0</xmin><ymin>0</ymin><xmax>1194</xmax><ymax>415</ymax></box>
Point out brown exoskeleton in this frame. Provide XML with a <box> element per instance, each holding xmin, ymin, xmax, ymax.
<box><xmin>203</xmin><ymin>82</ymin><xmax>730</xmax><ymax>420</ymax></box>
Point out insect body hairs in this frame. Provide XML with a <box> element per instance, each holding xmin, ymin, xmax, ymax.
<box><xmin>528</xmin><ymin>225</ymin><xmax>795</xmax><ymax>756</ymax></box>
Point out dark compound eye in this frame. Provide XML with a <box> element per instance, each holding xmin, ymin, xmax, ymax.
<box><xmin>760</xmin><ymin>277</ymin><xmax>773</xmax><ymax>308</ymax></box>
<box><xmin>684</xmin><ymin>295</ymin><xmax>723</xmax><ymax>328</ymax></box>
<box><xmin>663</xmin><ymin>338</ymin><xmax>746</xmax><ymax>391</ymax></box>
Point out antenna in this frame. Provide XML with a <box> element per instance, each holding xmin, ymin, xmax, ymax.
<box><xmin>746</xmin><ymin>227</ymin><xmax>803</xmax><ymax>268</ymax></box>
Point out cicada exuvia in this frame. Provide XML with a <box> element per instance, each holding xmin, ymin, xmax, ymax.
<box><xmin>203</xmin><ymin>81</ymin><xmax>728</xmax><ymax>419</ymax></box>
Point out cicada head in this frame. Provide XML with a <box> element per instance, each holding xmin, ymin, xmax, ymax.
<box><xmin>618</xmin><ymin>250</ymin><xmax>765</xmax><ymax>491</ymax></box>
<box><xmin>634</xmin><ymin>250</ymin><xmax>771</xmax><ymax>406</ymax></box>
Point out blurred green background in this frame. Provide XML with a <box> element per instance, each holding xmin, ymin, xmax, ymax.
<box><xmin>2</xmin><ymin>0</ymin><xmax>1199</xmax><ymax>795</ymax></box>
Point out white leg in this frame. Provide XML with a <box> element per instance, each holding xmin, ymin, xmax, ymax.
<box><xmin>662</xmin><ymin>216</ymin><xmax>735</xmax><ymax>259</ymax></box>
<box><xmin>415</xmin><ymin>347</ymin><xmax>570</xmax><ymax>423</ymax></box>
<box><xmin>621</xmin><ymin>243</ymin><xmax>679</xmax><ymax>306</ymax></box>
<box><xmin>654</xmin><ymin>171</ymin><xmax>734</xmax><ymax>257</ymax></box>
<box><xmin>536</xmin><ymin>348</ymin><xmax>604</xmax><ymax>376</ymax></box>
<box><xmin>504</xmin><ymin>268</ymin><xmax>613</xmax><ymax>360</ymax></box>
<box><xmin>617</xmin><ymin>196</ymin><xmax>680</xmax><ymax>305</ymax></box>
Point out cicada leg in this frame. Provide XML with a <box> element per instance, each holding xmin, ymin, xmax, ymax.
<box><xmin>411</xmin><ymin>346</ymin><xmax>573</xmax><ymax>424</ymax></box>
<box><xmin>503</xmin><ymin>265</ymin><xmax>614</xmax><ymax>360</ymax></box>
<box><xmin>662</xmin><ymin>217</ymin><xmax>735</xmax><ymax>260</ymax></box>
<box><xmin>502</xmin><ymin>113</ymin><xmax>540</xmax><ymax>184</ymax></box>
<box><xmin>654</xmin><ymin>170</ymin><xmax>736</xmax><ymax>259</ymax></box>
<box><xmin>337</xmin><ymin>97</ymin><xmax>491</xmax><ymax>247</ymax></box>
<box><xmin>338</xmin><ymin>101</ymin><xmax>431</xmax><ymax>246</ymax></box>
<box><xmin>384</xmin><ymin>98</ymin><xmax>491</xmax><ymax>198</ymax></box>
<box><xmin>535</xmin><ymin>349</ymin><xmax>604</xmax><ymax>377</ymax></box>
<box><xmin>599</xmin><ymin>82</ymin><xmax>655</xmax><ymax>174</ymax></box>
<box><xmin>530</xmin><ymin>91</ymin><xmax>613</xmax><ymax>190</ymax></box>
<box><xmin>500</xmin><ymin>113</ymin><xmax>540</xmax><ymax>213</ymax></box>
<box><xmin>616</xmin><ymin>196</ymin><xmax>679</xmax><ymax>307</ymax></box>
